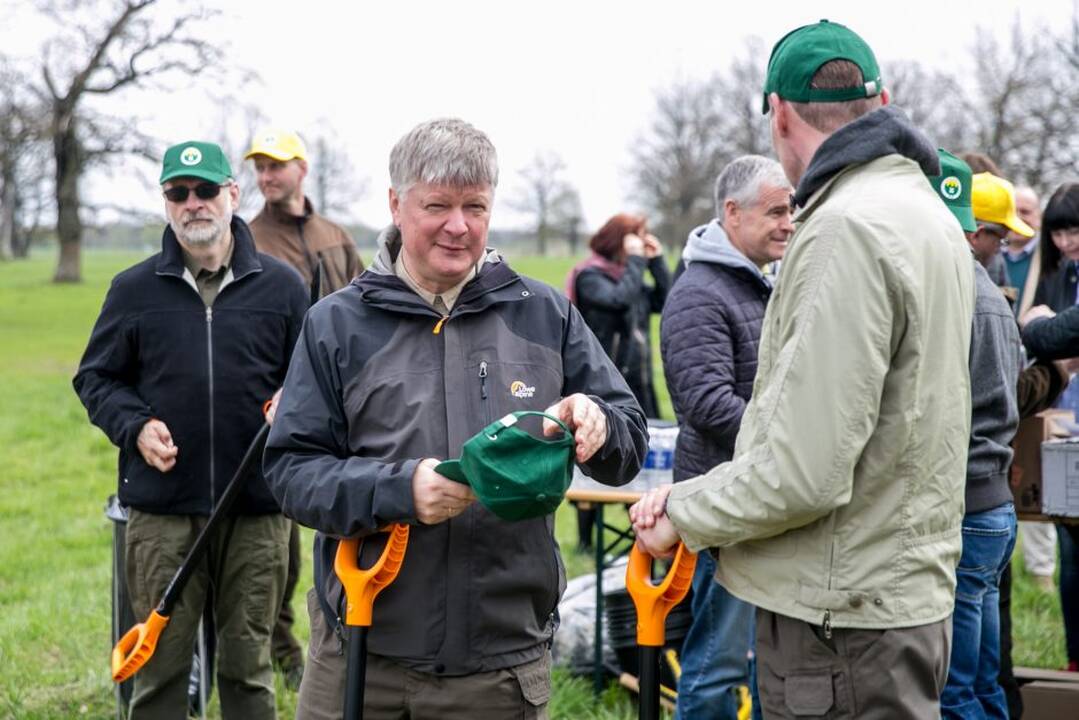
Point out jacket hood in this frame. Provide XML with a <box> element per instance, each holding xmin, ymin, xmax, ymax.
<box><xmin>683</xmin><ymin>220</ymin><xmax>771</xmax><ymax>286</ymax></box>
<box><xmin>794</xmin><ymin>105</ymin><xmax>940</xmax><ymax>208</ymax></box>
<box><xmin>368</xmin><ymin>224</ymin><xmax>503</xmax><ymax>276</ymax></box>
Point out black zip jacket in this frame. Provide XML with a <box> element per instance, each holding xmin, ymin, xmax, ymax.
<box><xmin>265</xmin><ymin>231</ymin><xmax>648</xmax><ymax>675</ymax></box>
<box><xmin>73</xmin><ymin>217</ymin><xmax>308</xmax><ymax>515</ymax></box>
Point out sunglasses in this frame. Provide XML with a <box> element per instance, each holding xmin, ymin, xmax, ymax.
<box><xmin>162</xmin><ymin>182</ymin><xmax>228</xmax><ymax>203</ymax></box>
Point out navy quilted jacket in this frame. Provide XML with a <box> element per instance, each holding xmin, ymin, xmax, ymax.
<box><xmin>661</xmin><ymin>220</ymin><xmax>773</xmax><ymax>482</ymax></box>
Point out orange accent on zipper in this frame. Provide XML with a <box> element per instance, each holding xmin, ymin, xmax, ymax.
<box><xmin>433</xmin><ymin>316</ymin><xmax>448</xmax><ymax>334</ymax></box>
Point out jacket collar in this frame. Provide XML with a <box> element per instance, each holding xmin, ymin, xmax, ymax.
<box><xmin>793</xmin><ymin>106</ymin><xmax>939</xmax><ymax>210</ymax></box>
<box><xmin>156</xmin><ymin>216</ymin><xmax>263</xmax><ymax>282</ymax></box>
<box><xmin>260</xmin><ymin>196</ymin><xmax>315</xmax><ymax>225</ymax></box>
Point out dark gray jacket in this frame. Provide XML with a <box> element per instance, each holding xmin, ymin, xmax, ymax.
<box><xmin>662</xmin><ymin>220</ymin><xmax>772</xmax><ymax>482</ymax></box>
<box><xmin>264</xmin><ymin>228</ymin><xmax>648</xmax><ymax>676</ymax></box>
<box><xmin>967</xmin><ymin>260</ymin><xmax>1022</xmax><ymax>514</ymax></box>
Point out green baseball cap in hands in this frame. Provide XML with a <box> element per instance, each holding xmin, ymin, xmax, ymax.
<box><xmin>436</xmin><ymin>411</ymin><xmax>575</xmax><ymax>521</ymax></box>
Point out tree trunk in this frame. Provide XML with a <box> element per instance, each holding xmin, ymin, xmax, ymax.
<box><xmin>0</xmin><ymin>169</ymin><xmax>14</xmax><ymax>260</ymax></box>
<box><xmin>52</xmin><ymin>116</ymin><xmax>82</xmax><ymax>282</ymax></box>
<box><xmin>537</xmin><ymin>220</ymin><xmax>548</xmax><ymax>256</ymax></box>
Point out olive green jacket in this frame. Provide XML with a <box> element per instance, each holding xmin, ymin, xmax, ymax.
<box><xmin>666</xmin><ymin>154</ymin><xmax>975</xmax><ymax>630</ymax></box>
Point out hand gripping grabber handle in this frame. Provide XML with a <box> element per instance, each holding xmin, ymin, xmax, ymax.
<box><xmin>111</xmin><ymin>419</ymin><xmax>271</xmax><ymax>683</ymax></box>
<box><xmin>335</xmin><ymin>523</ymin><xmax>410</xmax><ymax>720</ymax></box>
<box><xmin>625</xmin><ymin>542</ymin><xmax>697</xmax><ymax>720</ymax></box>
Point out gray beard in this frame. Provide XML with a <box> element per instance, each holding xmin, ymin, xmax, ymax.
<box><xmin>171</xmin><ymin>211</ymin><xmax>231</xmax><ymax>247</ymax></box>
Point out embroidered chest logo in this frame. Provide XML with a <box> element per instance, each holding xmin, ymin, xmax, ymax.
<box><xmin>510</xmin><ymin>380</ymin><xmax>535</xmax><ymax>399</ymax></box>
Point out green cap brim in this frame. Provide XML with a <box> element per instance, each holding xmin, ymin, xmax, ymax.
<box><xmin>950</xmin><ymin>205</ymin><xmax>977</xmax><ymax>234</ymax></box>
<box><xmin>159</xmin><ymin>167</ymin><xmax>231</xmax><ymax>185</ymax></box>
<box><xmin>434</xmin><ymin>459</ymin><xmax>470</xmax><ymax>485</ymax></box>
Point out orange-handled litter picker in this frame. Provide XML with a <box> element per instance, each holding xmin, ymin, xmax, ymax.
<box><xmin>625</xmin><ymin>542</ymin><xmax>696</xmax><ymax>720</ymax></box>
<box><xmin>111</xmin><ymin>419</ymin><xmax>271</xmax><ymax>682</ymax></box>
<box><xmin>335</xmin><ymin>523</ymin><xmax>410</xmax><ymax>720</ymax></box>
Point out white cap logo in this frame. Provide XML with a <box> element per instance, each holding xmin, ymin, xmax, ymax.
<box><xmin>180</xmin><ymin>147</ymin><xmax>202</xmax><ymax>166</ymax></box>
<box><xmin>940</xmin><ymin>176</ymin><xmax>962</xmax><ymax>201</ymax></box>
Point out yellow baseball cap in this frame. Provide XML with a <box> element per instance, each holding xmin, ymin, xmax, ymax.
<box><xmin>972</xmin><ymin>172</ymin><xmax>1034</xmax><ymax>238</ymax></box>
<box><xmin>244</xmin><ymin>128</ymin><xmax>308</xmax><ymax>162</ymax></box>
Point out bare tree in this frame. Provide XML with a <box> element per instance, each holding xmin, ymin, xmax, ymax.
<box><xmin>0</xmin><ymin>59</ymin><xmax>50</xmax><ymax>260</ymax></box>
<box><xmin>969</xmin><ymin>17</ymin><xmax>1079</xmax><ymax>194</ymax></box>
<box><xmin>630</xmin><ymin>76</ymin><xmax>726</xmax><ymax>251</ymax></box>
<box><xmin>308</xmin><ymin>124</ymin><xmax>368</xmax><ymax>223</ymax></box>
<box><xmin>885</xmin><ymin>60</ymin><xmax>972</xmax><ymax>152</ymax></box>
<box><xmin>35</xmin><ymin>0</ymin><xmax>222</xmax><ymax>282</ymax></box>
<box><xmin>630</xmin><ymin>40</ymin><xmax>773</xmax><ymax>251</ymax></box>
<box><xmin>510</xmin><ymin>151</ymin><xmax>580</xmax><ymax>255</ymax></box>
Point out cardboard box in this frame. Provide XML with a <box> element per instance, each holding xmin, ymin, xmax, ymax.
<box><xmin>1019</xmin><ymin>680</ymin><xmax>1079</xmax><ymax>719</ymax></box>
<box><xmin>1011</xmin><ymin>410</ymin><xmax>1073</xmax><ymax>516</ymax></box>
<box><xmin>1041</xmin><ymin>439</ymin><xmax>1079</xmax><ymax>517</ymax></box>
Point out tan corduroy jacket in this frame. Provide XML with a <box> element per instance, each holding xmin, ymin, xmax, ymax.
<box><xmin>667</xmin><ymin>154</ymin><xmax>975</xmax><ymax>630</ymax></box>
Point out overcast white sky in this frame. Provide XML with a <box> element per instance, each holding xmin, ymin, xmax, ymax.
<box><xmin>3</xmin><ymin>0</ymin><xmax>1076</xmax><ymax>233</ymax></box>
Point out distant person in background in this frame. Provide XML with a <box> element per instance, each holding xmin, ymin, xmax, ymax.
<box><xmin>246</xmin><ymin>128</ymin><xmax>363</xmax><ymax>298</ymax></box>
<box><xmin>245</xmin><ymin>128</ymin><xmax>364</xmax><ymax>688</ymax></box>
<box><xmin>971</xmin><ymin>173</ymin><xmax>1032</xmax><ymax>289</ymax></box>
<box><xmin>1005</xmin><ymin>186</ymin><xmax>1043</xmax><ymax>317</ymax></box>
<box><xmin>1001</xmin><ymin>184</ymin><xmax>1058</xmax><ymax>594</ymax></box>
<box><xmin>961</xmin><ymin>152</ymin><xmax>1010</xmax><ymax>287</ymax></box>
<box><xmin>929</xmin><ymin>150</ymin><xmax>1022</xmax><ymax>720</ymax></box>
<box><xmin>566</xmin><ymin>213</ymin><xmax>670</xmax><ymax>550</ymax></box>
<box><xmin>661</xmin><ymin>155</ymin><xmax>792</xmax><ymax>720</ymax></box>
<box><xmin>1022</xmin><ymin>182</ymin><xmax>1079</xmax><ymax>676</ymax></box>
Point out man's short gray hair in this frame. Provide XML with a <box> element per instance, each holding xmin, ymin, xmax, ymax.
<box><xmin>714</xmin><ymin>155</ymin><xmax>789</xmax><ymax>218</ymax></box>
<box><xmin>389</xmin><ymin>118</ymin><xmax>499</xmax><ymax>197</ymax></box>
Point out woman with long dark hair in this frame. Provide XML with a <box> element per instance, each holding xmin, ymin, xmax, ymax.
<box><xmin>1023</xmin><ymin>182</ymin><xmax>1079</xmax><ymax>676</ymax></box>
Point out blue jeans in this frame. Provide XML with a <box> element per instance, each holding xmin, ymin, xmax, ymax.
<box><xmin>1058</xmin><ymin>523</ymin><xmax>1079</xmax><ymax>662</ymax></box>
<box><xmin>942</xmin><ymin>503</ymin><xmax>1017</xmax><ymax>719</ymax></box>
<box><xmin>675</xmin><ymin>551</ymin><xmax>753</xmax><ymax>720</ymax></box>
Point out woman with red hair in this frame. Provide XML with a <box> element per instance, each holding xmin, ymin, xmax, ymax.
<box><xmin>566</xmin><ymin>213</ymin><xmax>671</xmax><ymax>418</ymax></box>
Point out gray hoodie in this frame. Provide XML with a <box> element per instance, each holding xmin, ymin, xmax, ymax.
<box><xmin>683</xmin><ymin>219</ymin><xmax>776</xmax><ymax>287</ymax></box>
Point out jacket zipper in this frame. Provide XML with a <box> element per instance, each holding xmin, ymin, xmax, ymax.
<box><xmin>479</xmin><ymin>361</ymin><xmax>491</xmax><ymax>424</ymax></box>
<box><xmin>823</xmin><ymin>530</ymin><xmax>837</xmax><ymax>639</ymax></box>
<box><xmin>206</xmin><ymin>306</ymin><xmax>215</xmax><ymax>507</ymax></box>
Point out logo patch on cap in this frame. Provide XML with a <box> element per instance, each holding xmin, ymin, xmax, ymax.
<box><xmin>940</xmin><ymin>176</ymin><xmax>962</xmax><ymax>200</ymax></box>
<box><xmin>180</xmin><ymin>147</ymin><xmax>202</xmax><ymax>166</ymax></box>
<box><xmin>510</xmin><ymin>381</ymin><xmax>536</xmax><ymax>399</ymax></box>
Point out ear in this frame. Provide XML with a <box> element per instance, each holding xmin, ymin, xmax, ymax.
<box><xmin>389</xmin><ymin>187</ymin><xmax>401</xmax><ymax>226</ymax></box>
<box><xmin>295</xmin><ymin>158</ymin><xmax>308</xmax><ymax>181</ymax></box>
<box><xmin>769</xmin><ymin>93</ymin><xmax>790</xmax><ymax>136</ymax></box>
<box><xmin>723</xmin><ymin>198</ymin><xmax>740</xmax><ymax>227</ymax></box>
<box><xmin>879</xmin><ymin>87</ymin><xmax>891</xmax><ymax>106</ymax></box>
<box><xmin>229</xmin><ymin>182</ymin><xmax>240</xmax><ymax>210</ymax></box>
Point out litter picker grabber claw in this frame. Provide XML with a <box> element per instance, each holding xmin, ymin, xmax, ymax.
<box><xmin>625</xmin><ymin>541</ymin><xmax>697</xmax><ymax>720</ymax></box>
<box><xmin>335</xmin><ymin>523</ymin><xmax>410</xmax><ymax>720</ymax></box>
<box><xmin>111</xmin><ymin>419</ymin><xmax>271</xmax><ymax>683</ymax></box>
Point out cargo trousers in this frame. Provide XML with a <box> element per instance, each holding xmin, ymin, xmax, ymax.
<box><xmin>755</xmin><ymin>608</ymin><xmax>951</xmax><ymax>719</ymax></box>
<box><xmin>124</xmin><ymin>509</ymin><xmax>289</xmax><ymax>720</ymax></box>
<box><xmin>296</xmin><ymin>587</ymin><xmax>551</xmax><ymax>720</ymax></box>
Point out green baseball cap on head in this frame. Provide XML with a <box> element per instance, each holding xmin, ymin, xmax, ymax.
<box><xmin>160</xmin><ymin>141</ymin><xmax>233</xmax><ymax>185</ymax></box>
<box><xmin>926</xmin><ymin>149</ymin><xmax>976</xmax><ymax>233</ymax></box>
<box><xmin>761</xmin><ymin>19</ymin><xmax>882</xmax><ymax>114</ymax></box>
<box><xmin>436</xmin><ymin>411</ymin><xmax>575</xmax><ymax>522</ymax></box>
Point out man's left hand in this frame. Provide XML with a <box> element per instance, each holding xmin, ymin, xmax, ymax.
<box><xmin>265</xmin><ymin>388</ymin><xmax>283</xmax><ymax>425</ymax></box>
<box><xmin>543</xmin><ymin>393</ymin><xmax>608</xmax><ymax>463</ymax></box>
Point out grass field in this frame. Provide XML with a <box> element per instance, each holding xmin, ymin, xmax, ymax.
<box><xmin>0</xmin><ymin>250</ymin><xmax>1068</xmax><ymax>719</ymax></box>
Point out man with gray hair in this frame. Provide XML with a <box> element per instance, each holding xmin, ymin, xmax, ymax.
<box><xmin>661</xmin><ymin>155</ymin><xmax>792</xmax><ymax>719</ymax></box>
<box><xmin>265</xmin><ymin>117</ymin><xmax>648</xmax><ymax>719</ymax></box>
